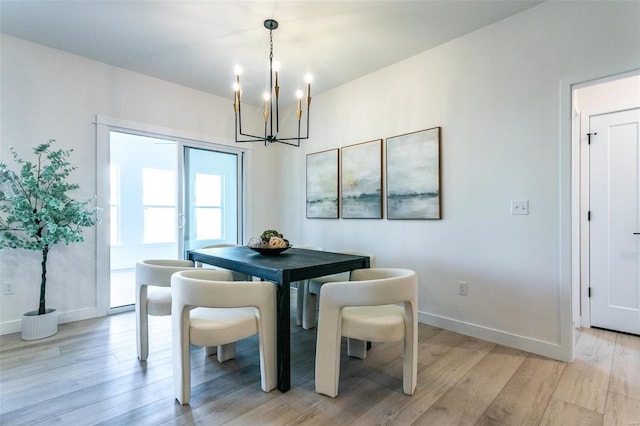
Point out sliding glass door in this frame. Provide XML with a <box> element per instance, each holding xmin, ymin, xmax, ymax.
<box><xmin>107</xmin><ymin>131</ymin><xmax>243</xmax><ymax>310</ymax></box>
<box><xmin>182</xmin><ymin>147</ymin><xmax>241</xmax><ymax>254</ymax></box>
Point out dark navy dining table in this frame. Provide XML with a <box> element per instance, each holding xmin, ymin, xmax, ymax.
<box><xmin>186</xmin><ymin>245</ymin><xmax>370</xmax><ymax>392</ymax></box>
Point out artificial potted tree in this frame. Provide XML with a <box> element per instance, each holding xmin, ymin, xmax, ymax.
<box><xmin>0</xmin><ymin>140</ymin><xmax>97</xmax><ymax>340</ymax></box>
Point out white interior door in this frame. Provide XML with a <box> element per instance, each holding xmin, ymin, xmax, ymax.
<box><xmin>589</xmin><ymin>108</ymin><xmax>640</xmax><ymax>335</ymax></box>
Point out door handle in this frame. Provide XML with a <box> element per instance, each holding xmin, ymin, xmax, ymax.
<box><xmin>634</xmin><ymin>232</ymin><xmax>640</xmax><ymax>235</ymax></box>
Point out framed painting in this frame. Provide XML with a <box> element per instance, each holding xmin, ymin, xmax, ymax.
<box><xmin>386</xmin><ymin>127</ymin><xmax>441</xmax><ymax>219</ymax></box>
<box><xmin>341</xmin><ymin>139</ymin><xmax>383</xmax><ymax>219</ymax></box>
<box><xmin>306</xmin><ymin>149</ymin><xmax>339</xmax><ymax>218</ymax></box>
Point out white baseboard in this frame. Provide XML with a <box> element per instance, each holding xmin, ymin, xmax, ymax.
<box><xmin>419</xmin><ymin>311</ymin><xmax>571</xmax><ymax>363</ymax></box>
<box><xmin>0</xmin><ymin>319</ymin><xmax>22</xmax><ymax>335</ymax></box>
<box><xmin>0</xmin><ymin>307</ymin><xmax>98</xmax><ymax>336</ymax></box>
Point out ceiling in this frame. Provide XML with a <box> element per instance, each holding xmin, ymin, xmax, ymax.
<box><xmin>0</xmin><ymin>1</ymin><xmax>542</xmax><ymax>106</ymax></box>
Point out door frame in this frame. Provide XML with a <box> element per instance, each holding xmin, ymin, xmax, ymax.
<box><xmin>95</xmin><ymin>115</ymin><xmax>246</xmax><ymax>316</ymax></box>
<box><xmin>578</xmin><ymin>106</ymin><xmax>599</xmax><ymax>329</ymax></box>
<box><xmin>564</xmin><ymin>67</ymin><xmax>640</xmax><ymax>364</ymax></box>
<box><xmin>572</xmin><ymin>72</ymin><xmax>640</xmax><ymax>331</ymax></box>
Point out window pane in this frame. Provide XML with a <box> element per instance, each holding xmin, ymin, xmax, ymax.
<box><xmin>110</xmin><ymin>206</ymin><xmax>119</xmax><ymax>245</ymax></box>
<box><xmin>196</xmin><ymin>207</ymin><xmax>222</xmax><ymax>240</ymax></box>
<box><xmin>143</xmin><ymin>168</ymin><xmax>175</xmax><ymax>205</ymax></box>
<box><xmin>110</xmin><ymin>164</ymin><xmax>120</xmax><ymax>204</ymax></box>
<box><xmin>109</xmin><ymin>164</ymin><xmax>121</xmax><ymax>245</ymax></box>
<box><xmin>144</xmin><ymin>207</ymin><xmax>176</xmax><ymax>243</ymax></box>
<box><xmin>183</xmin><ymin>147</ymin><xmax>239</xmax><ymax>251</ymax></box>
<box><xmin>195</xmin><ymin>174</ymin><xmax>222</xmax><ymax>206</ymax></box>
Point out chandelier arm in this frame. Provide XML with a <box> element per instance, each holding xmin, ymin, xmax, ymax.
<box><xmin>236</xmin><ymin>125</ymin><xmax>266</xmax><ymax>141</ymax></box>
<box><xmin>264</xmin><ymin>120</ymin><xmax>268</xmax><ymax>146</ymax></box>
<box><xmin>234</xmin><ymin>106</ymin><xmax>239</xmax><ymax>142</ymax></box>
<box><xmin>237</xmin><ymin>132</ymin><xmax>271</xmax><ymax>140</ymax></box>
<box><xmin>274</xmin><ymin>135</ymin><xmax>310</xmax><ymax>142</ymax></box>
<box><xmin>237</xmin><ymin>132</ymin><xmax>272</xmax><ymax>142</ymax></box>
<box><xmin>237</xmin><ymin>101</ymin><xmax>243</xmax><ymax>135</ymax></box>
<box><xmin>236</xmin><ymin>135</ymin><xmax>272</xmax><ymax>143</ymax></box>
<box><xmin>236</xmin><ymin>130</ymin><xmax>309</xmax><ymax>144</ymax></box>
<box><xmin>274</xmin><ymin>138</ymin><xmax>301</xmax><ymax>147</ymax></box>
<box><xmin>272</xmin><ymin>95</ymin><xmax>280</xmax><ymax>135</ymax></box>
<box><xmin>236</xmin><ymin>100</ymin><xmax>269</xmax><ymax>140</ymax></box>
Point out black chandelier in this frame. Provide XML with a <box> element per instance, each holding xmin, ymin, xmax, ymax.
<box><xmin>233</xmin><ymin>19</ymin><xmax>312</xmax><ymax>147</ymax></box>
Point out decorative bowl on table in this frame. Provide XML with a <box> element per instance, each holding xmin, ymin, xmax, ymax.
<box><xmin>247</xmin><ymin>245</ymin><xmax>291</xmax><ymax>256</ymax></box>
<box><xmin>247</xmin><ymin>235</ymin><xmax>291</xmax><ymax>256</ymax></box>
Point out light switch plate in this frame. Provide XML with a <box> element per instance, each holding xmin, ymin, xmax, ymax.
<box><xmin>511</xmin><ymin>200</ymin><xmax>529</xmax><ymax>215</ymax></box>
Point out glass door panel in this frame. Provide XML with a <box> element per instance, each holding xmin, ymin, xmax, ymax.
<box><xmin>183</xmin><ymin>147</ymin><xmax>240</xmax><ymax>254</ymax></box>
<box><xmin>109</xmin><ymin>132</ymin><xmax>178</xmax><ymax>308</ymax></box>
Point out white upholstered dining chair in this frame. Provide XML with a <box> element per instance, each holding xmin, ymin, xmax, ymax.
<box><xmin>171</xmin><ymin>269</ymin><xmax>277</xmax><ymax>405</ymax></box>
<box><xmin>135</xmin><ymin>259</ymin><xmax>197</xmax><ymax>361</ymax></box>
<box><xmin>314</xmin><ymin>268</ymin><xmax>418</xmax><ymax>398</ymax></box>
<box><xmin>196</xmin><ymin>243</ymin><xmax>251</xmax><ymax>281</ymax></box>
<box><xmin>303</xmin><ymin>251</ymin><xmax>375</xmax><ymax>330</ymax></box>
<box><xmin>291</xmin><ymin>246</ymin><xmax>323</xmax><ymax>327</ymax></box>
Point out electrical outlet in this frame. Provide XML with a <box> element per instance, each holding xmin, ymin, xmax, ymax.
<box><xmin>3</xmin><ymin>282</ymin><xmax>15</xmax><ymax>295</ymax></box>
<box><xmin>457</xmin><ymin>281</ymin><xmax>468</xmax><ymax>296</ymax></box>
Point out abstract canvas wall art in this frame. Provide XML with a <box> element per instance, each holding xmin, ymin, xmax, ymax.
<box><xmin>386</xmin><ymin>127</ymin><xmax>441</xmax><ymax>219</ymax></box>
<box><xmin>306</xmin><ymin>149</ymin><xmax>339</xmax><ymax>219</ymax></box>
<box><xmin>341</xmin><ymin>139</ymin><xmax>383</xmax><ymax>219</ymax></box>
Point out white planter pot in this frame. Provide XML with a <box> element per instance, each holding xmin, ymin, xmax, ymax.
<box><xmin>21</xmin><ymin>309</ymin><xmax>58</xmax><ymax>340</ymax></box>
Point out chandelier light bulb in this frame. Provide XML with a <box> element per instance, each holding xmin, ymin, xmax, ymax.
<box><xmin>295</xmin><ymin>90</ymin><xmax>303</xmax><ymax>99</ymax></box>
<box><xmin>305</xmin><ymin>74</ymin><xmax>313</xmax><ymax>84</ymax></box>
<box><xmin>233</xmin><ymin>79</ymin><xmax>242</xmax><ymax>108</ymax></box>
<box><xmin>234</xmin><ymin>65</ymin><xmax>242</xmax><ymax>98</ymax></box>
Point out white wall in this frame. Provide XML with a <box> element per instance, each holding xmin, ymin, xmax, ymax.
<box><xmin>0</xmin><ymin>34</ymin><xmax>275</xmax><ymax>332</ymax></box>
<box><xmin>277</xmin><ymin>1</ymin><xmax>640</xmax><ymax>361</ymax></box>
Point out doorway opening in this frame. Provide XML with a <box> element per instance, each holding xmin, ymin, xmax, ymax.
<box><xmin>572</xmin><ymin>72</ymin><xmax>640</xmax><ymax>336</ymax></box>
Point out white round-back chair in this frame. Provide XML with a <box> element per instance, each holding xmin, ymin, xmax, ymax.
<box><xmin>314</xmin><ymin>268</ymin><xmax>418</xmax><ymax>398</ymax></box>
<box><xmin>135</xmin><ymin>259</ymin><xmax>197</xmax><ymax>361</ymax></box>
<box><xmin>303</xmin><ymin>251</ymin><xmax>375</xmax><ymax>329</ymax></box>
<box><xmin>171</xmin><ymin>269</ymin><xmax>277</xmax><ymax>405</ymax></box>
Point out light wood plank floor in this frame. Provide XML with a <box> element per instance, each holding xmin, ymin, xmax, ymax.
<box><xmin>1</xmin><ymin>306</ymin><xmax>638</xmax><ymax>425</ymax></box>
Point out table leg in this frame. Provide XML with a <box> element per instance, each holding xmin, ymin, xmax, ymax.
<box><xmin>276</xmin><ymin>279</ymin><xmax>291</xmax><ymax>392</ymax></box>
